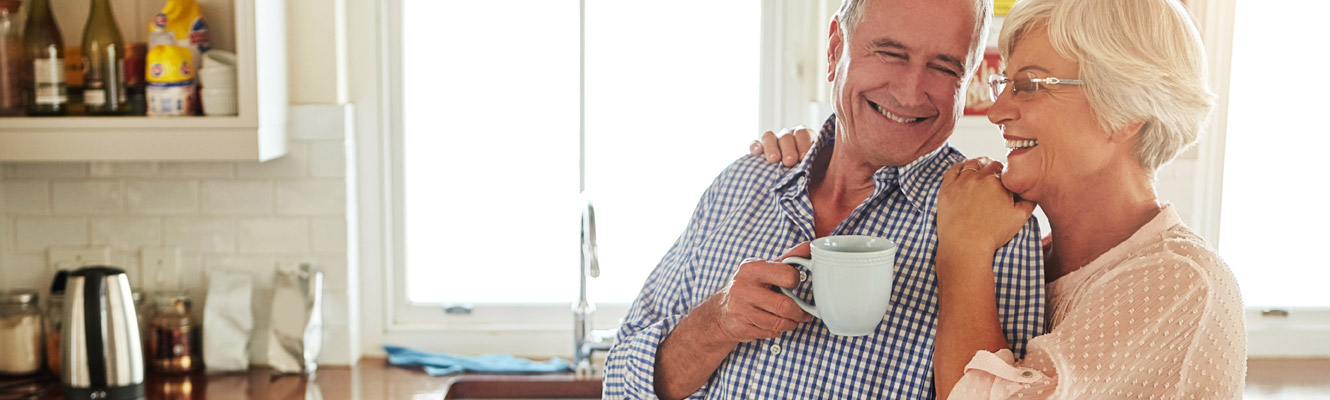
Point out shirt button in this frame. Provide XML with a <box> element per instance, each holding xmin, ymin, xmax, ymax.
<box><xmin>1021</xmin><ymin>370</ymin><xmax>1034</xmax><ymax>378</ymax></box>
<box><xmin>770</xmin><ymin>344</ymin><xmax>782</xmax><ymax>355</ymax></box>
<box><xmin>798</xmin><ymin>270</ymin><xmax>808</xmax><ymax>282</ymax></box>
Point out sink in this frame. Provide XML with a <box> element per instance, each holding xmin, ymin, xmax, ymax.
<box><xmin>441</xmin><ymin>375</ymin><xmax>602</xmax><ymax>400</ymax></box>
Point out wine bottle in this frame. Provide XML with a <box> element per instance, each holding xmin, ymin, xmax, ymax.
<box><xmin>21</xmin><ymin>0</ymin><xmax>65</xmax><ymax>116</ymax></box>
<box><xmin>82</xmin><ymin>0</ymin><xmax>127</xmax><ymax>115</ymax></box>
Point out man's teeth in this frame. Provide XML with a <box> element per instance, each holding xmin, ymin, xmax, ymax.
<box><xmin>875</xmin><ymin>104</ymin><xmax>920</xmax><ymax>123</ymax></box>
<box><xmin>1006</xmin><ymin>139</ymin><xmax>1038</xmax><ymax>149</ymax></box>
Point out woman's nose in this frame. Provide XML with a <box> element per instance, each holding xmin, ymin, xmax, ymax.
<box><xmin>987</xmin><ymin>88</ymin><xmax>1019</xmax><ymax>126</ymax></box>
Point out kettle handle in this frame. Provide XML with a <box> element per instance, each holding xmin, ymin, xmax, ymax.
<box><xmin>81</xmin><ymin>271</ymin><xmax>108</xmax><ymax>388</ymax></box>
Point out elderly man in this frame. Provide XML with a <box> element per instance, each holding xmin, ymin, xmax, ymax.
<box><xmin>602</xmin><ymin>0</ymin><xmax>1044</xmax><ymax>398</ymax></box>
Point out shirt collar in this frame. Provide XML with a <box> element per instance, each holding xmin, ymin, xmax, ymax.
<box><xmin>774</xmin><ymin>115</ymin><xmax>956</xmax><ymax>212</ymax></box>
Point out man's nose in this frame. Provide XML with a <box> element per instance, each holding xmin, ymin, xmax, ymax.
<box><xmin>887</xmin><ymin>64</ymin><xmax>929</xmax><ymax>109</ymax></box>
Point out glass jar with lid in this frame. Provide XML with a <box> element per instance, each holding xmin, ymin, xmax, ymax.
<box><xmin>147</xmin><ymin>291</ymin><xmax>200</xmax><ymax>373</ymax></box>
<box><xmin>0</xmin><ymin>290</ymin><xmax>43</xmax><ymax>376</ymax></box>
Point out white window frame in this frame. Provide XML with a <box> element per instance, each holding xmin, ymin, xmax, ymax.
<box><xmin>349</xmin><ymin>0</ymin><xmax>830</xmax><ymax>357</ymax></box>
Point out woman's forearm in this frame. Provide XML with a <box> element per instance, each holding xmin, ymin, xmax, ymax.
<box><xmin>933</xmin><ymin>249</ymin><xmax>1012</xmax><ymax>399</ymax></box>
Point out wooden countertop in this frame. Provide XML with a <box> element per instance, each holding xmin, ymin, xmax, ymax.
<box><xmin>0</xmin><ymin>359</ymin><xmax>603</xmax><ymax>400</ymax></box>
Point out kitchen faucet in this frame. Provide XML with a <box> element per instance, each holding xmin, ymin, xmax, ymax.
<box><xmin>574</xmin><ymin>194</ymin><xmax>616</xmax><ymax>376</ymax></box>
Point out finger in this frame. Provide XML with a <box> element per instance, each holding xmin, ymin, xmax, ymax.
<box><xmin>978</xmin><ymin>160</ymin><xmax>1004</xmax><ymax>176</ymax></box>
<box><xmin>750</xmin><ymin>140</ymin><xmax>763</xmax><ymax>156</ymax></box>
<box><xmin>777</xmin><ymin>241</ymin><xmax>812</xmax><ymax>261</ymax></box>
<box><xmin>747</xmin><ymin>303</ymin><xmax>804</xmax><ymax>333</ymax></box>
<box><xmin>761</xmin><ymin>131</ymin><xmax>781</xmax><ymax>164</ymax></box>
<box><xmin>777</xmin><ymin>133</ymin><xmax>799</xmax><ymax>167</ymax></box>
<box><xmin>794</xmin><ymin>127</ymin><xmax>812</xmax><ymax>156</ymax></box>
<box><xmin>749</xmin><ymin>261</ymin><xmax>802</xmax><ymax>289</ymax></box>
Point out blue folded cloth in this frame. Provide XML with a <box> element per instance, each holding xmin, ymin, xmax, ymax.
<box><xmin>383</xmin><ymin>345</ymin><xmax>573</xmax><ymax>376</ymax></box>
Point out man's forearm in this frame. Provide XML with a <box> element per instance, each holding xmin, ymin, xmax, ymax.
<box><xmin>654</xmin><ymin>296</ymin><xmax>740</xmax><ymax>400</ymax></box>
<box><xmin>933</xmin><ymin>251</ymin><xmax>1010</xmax><ymax>400</ymax></box>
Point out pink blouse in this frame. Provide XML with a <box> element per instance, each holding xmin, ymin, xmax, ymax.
<box><xmin>949</xmin><ymin>204</ymin><xmax>1246</xmax><ymax>399</ymax></box>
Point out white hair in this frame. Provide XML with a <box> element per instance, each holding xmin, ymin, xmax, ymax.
<box><xmin>836</xmin><ymin>0</ymin><xmax>993</xmax><ymax>74</ymax></box>
<box><xmin>999</xmin><ymin>0</ymin><xmax>1215</xmax><ymax>172</ymax></box>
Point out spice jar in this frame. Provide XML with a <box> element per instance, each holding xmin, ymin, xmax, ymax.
<box><xmin>147</xmin><ymin>292</ymin><xmax>201</xmax><ymax>373</ymax></box>
<box><xmin>44</xmin><ymin>293</ymin><xmax>62</xmax><ymax>375</ymax></box>
<box><xmin>0</xmin><ymin>290</ymin><xmax>43</xmax><ymax>376</ymax></box>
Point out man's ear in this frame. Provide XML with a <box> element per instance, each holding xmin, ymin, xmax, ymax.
<box><xmin>827</xmin><ymin>17</ymin><xmax>845</xmax><ymax>82</ymax></box>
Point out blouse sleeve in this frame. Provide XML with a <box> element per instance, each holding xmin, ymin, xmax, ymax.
<box><xmin>949</xmin><ymin>252</ymin><xmax>1242</xmax><ymax>399</ymax></box>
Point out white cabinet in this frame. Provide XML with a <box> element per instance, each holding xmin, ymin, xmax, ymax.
<box><xmin>0</xmin><ymin>0</ymin><xmax>286</xmax><ymax>161</ymax></box>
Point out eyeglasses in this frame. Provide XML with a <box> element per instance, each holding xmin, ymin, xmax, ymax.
<box><xmin>988</xmin><ymin>72</ymin><xmax>1084</xmax><ymax>102</ymax></box>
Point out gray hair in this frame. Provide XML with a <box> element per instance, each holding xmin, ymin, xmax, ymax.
<box><xmin>836</xmin><ymin>0</ymin><xmax>993</xmax><ymax>74</ymax></box>
<box><xmin>999</xmin><ymin>0</ymin><xmax>1214</xmax><ymax>172</ymax></box>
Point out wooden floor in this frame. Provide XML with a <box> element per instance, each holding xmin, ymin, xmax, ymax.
<box><xmin>1246</xmin><ymin>359</ymin><xmax>1330</xmax><ymax>399</ymax></box>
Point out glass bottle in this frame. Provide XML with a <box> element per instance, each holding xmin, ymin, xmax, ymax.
<box><xmin>0</xmin><ymin>0</ymin><xmax>22</xmax><ymax>116</ymax></box>
<box><xmin>147</xmin><ymin>291</ymin><xmax>200</xmax><ymax>373</ymax></box>
<box><xmin>44</xmin><ymin>293</ymin><xmax>62</xmax><ymax>375</ymax></box>
<box><xmin>21</xmin><ymin>0</ymin><xmax>66</xmax><ymax>116</ymax></box>
<box><xmin>81</xmin><ymin>0</ymin><xmax>126</xmax><ymax>115</ymax></box>
<box><xmin>0</xmin><ymin>290</ymin><xmax>43</xmax><ymax>376</ymax></box>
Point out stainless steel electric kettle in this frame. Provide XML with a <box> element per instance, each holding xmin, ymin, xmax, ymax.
<box><xmin>61</xmin><ymin>266</ymin><xmax>145</xmax><ymax>400</ymax></box>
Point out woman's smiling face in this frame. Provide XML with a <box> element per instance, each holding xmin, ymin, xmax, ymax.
<box><xmin>986</xmin><ymin>27</ymin><xmax>1117</xmax><ymax>202</ymax></box>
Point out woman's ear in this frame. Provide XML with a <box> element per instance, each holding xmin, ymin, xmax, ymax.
<box><xmin>1110</xmin><ymin>121</ymin><xmax>1147</xmax><ymax>144</ymax></box>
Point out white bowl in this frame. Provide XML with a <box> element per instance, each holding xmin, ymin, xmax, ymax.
<box><xmin>202</xmin><ymin>88</ymin><xmax>237</xmax><ymax>116</ymax></box>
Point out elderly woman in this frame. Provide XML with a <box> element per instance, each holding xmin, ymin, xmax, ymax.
<box><xmin>756</xmin><ymin>0</ymin><xmax>1245</xmax><ymax>398</ymax></box>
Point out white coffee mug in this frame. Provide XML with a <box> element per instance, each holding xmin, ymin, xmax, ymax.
<box><xmin>780</xmin><ymin>235</ymin><xmax>896</xmax><ymax>336</ymax></box>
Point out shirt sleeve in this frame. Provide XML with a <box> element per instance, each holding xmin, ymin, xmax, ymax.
<box><xmin>990</xmin><ymin>216</ymin><xmax>1047</xmax><ymax>358</ymax></box>
<box><xmin>601</xmin><ymin>172</ymin><xmax>725</xmax><ymax>400</ymax></box>
<box><xmin>949</xmin><ymin>253</ymin><xmax>1240</xmax><ymax>399</ymax></box>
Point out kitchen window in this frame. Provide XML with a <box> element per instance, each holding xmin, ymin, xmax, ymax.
<box><xmin>369</xmin><ymin>0</ymin><xmax>801</xmax><ymax>354</ymax></box>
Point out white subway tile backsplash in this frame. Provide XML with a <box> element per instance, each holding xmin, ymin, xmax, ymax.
<box><xmin>178</xmin><ymin>252</ymin><xmax>206</xmax><ymax>294</ymax></box>
<box><xmin>3</xmin><ymin>180</ymin><xmax>50</xmax><ymax>215</ymax></box>
<box><xmin>52</xmin><ymin>180</ymin><xmax>124</xmax><ymax>214</ymax></box>
<box><xmin>163</xmin><ymin>218</ymin><xmax>237</xmax><ymax>253</ymax></box>
<box><xmin>308</xmin><ymin>141</ymin><xmax>347</xmax><ymax>178</ymax></box>
<box><xmin>321</xmin><ymin>289</ymin><xmax>351</xmax><ymax>326</ymax></box>
<box><xmin>201</xmin><ymin>181</ymin><xmax>274</xmax><ymax>215</ymax></box>
<box><xmin>2</xmin><ymin>126</ymin><xmax>353</xmax><ymax>366</ymax></box>
<box><xmin>205</xmin><ymin>255</ymin><xmax>277</xmax><ymax>286</ymax></box>
<box><xmin>1</xmin><ymin>254</ymin><xmax>49</xmax><ymax>291</ymax></box>
<box><xmin>90</xmin><ymin>162</ymin><xmax>160</xmax><ymax>177</ymax></box>
<box><xmin>5</xmin><ymin>163</ymin><xmax>87</xmax><ymax>178</ymax></box>
<box><xmin>310</xmin><ymin>217</ymin><xmax>346</xmax><ymax>252</ymax></box>
<box><xmin>159</xmin><ymin>162</ymin><xmax>237</xmax><ymax>178</ymax></box>
<box><xmin>274</xmin><ymin>180</ymin><xmax>344</xmax><ymax>215</ymax></box>
<box><xmin>280</xmin><ymin>254</ymin><xmax>347</xmax><ymax>291</ymax></box>
<box><xmin>238</xmin><ymin>218</ymin><xmax>310</xmax><ymax>253</ymax></box>
<box><xmin>15</xmin><ymin>217</ymin><xmax>88</xmax><ymax>252</ymax></box>
<box><xmin>318</xmin><ymin>325</ymin><xmax>353</xmax><ymax>365</ymax></box>
<box><xmin>290</xmin><ymin>104</ymin><xmax>351</xmax><ymax>140</ymax></box>
<box><xmin>126</xmin><ymin>180</ymin><xmax>200</xmax><ymax>215</ymax></box>
<box><xmin>238</xmin><ymin>144</ymin><xmax>309</xmax><ymax>178</ymax></box>
<box><xmin>91</xmin><ymin>218</ymin><xmax>162</xmax><ymax>251</ymax></box>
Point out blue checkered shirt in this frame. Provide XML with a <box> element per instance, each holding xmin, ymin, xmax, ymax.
<box><xmin>602</xmin><ymin>116</ymin><xmax>1045</xmax><ymax>399</ymax></box>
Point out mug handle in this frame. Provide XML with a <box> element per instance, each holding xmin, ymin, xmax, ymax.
<box><xmin>778</xmin><ymin>257</ymin><xmax>819</xmax><ymax>318</ymax></box>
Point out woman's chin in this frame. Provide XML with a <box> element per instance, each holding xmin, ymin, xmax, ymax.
<box><xmin>999</xmin><ymin>173</ymin><xmax>1037</xmax><ymax>201</ymax></box>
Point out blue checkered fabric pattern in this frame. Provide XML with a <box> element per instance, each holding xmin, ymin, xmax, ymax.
<box><xmin>602</xmin><ymin>115</ymin><xmax>1045</xmax><ymax>399</ymax></box>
